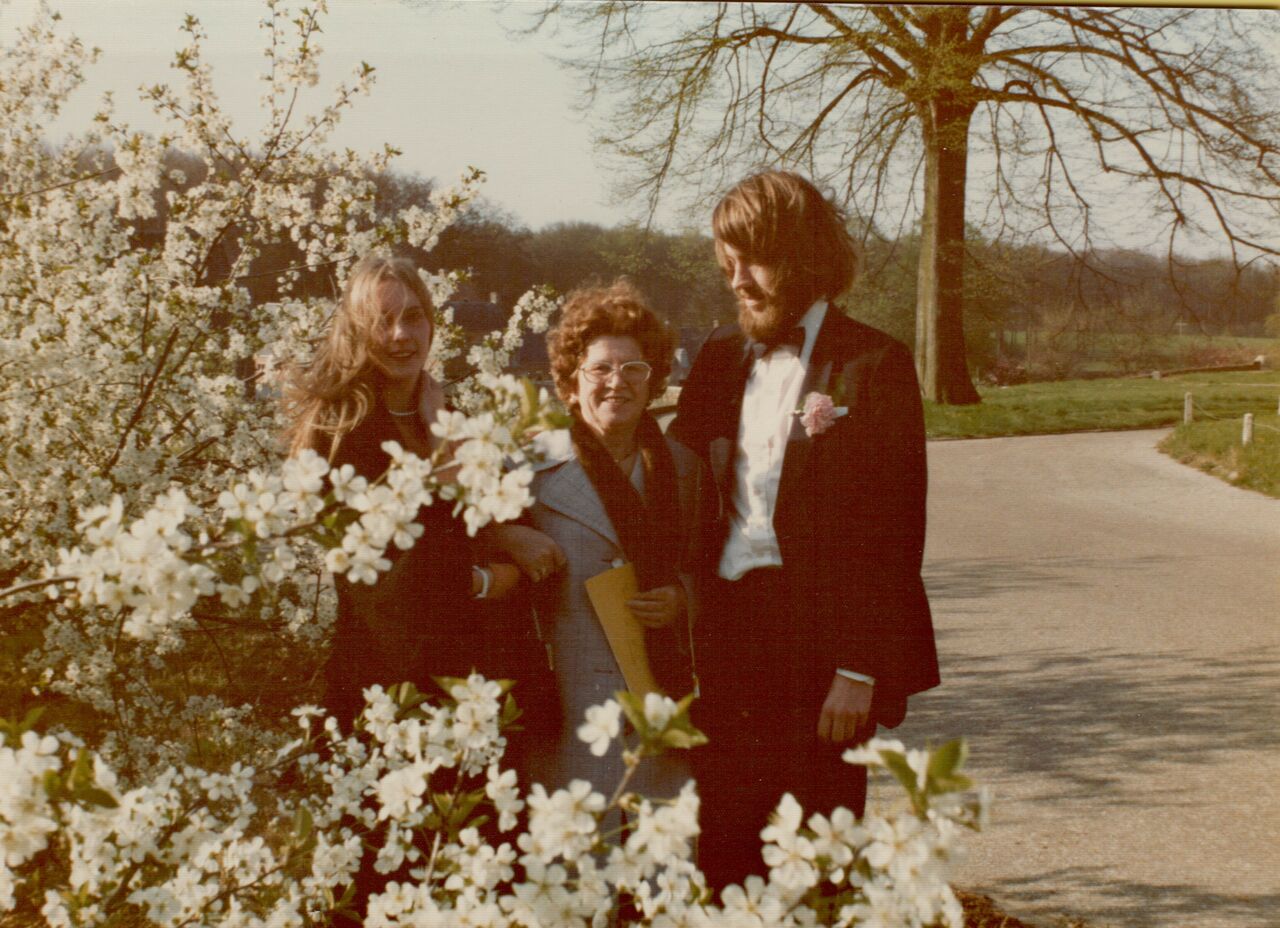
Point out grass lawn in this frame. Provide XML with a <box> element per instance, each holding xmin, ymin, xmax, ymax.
<box><xmin>926</xmin><ymin>370</ymin><xmax>1280</xmax><ymax>439</ymax></box>
<box><xmin>996</xmin><ymin>332</ymin><xmax>1279</xmax><ymax>378</ymax></box>
<box><xmin>1159</xmin><ymin>413</ymin><xmax>1280</xmax><ymax>498</ymax></box>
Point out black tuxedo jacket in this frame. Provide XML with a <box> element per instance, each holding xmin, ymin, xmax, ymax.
<box><xmin>668</xmin><ymin>309</ymin><xmax>939</xmax><ymax>725</ymax></box>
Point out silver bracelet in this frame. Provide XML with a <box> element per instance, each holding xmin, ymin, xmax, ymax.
<box><xmin>472</xmin><ymin>565</ymin><xmax>492</xmax><ymax>600</ymax></box>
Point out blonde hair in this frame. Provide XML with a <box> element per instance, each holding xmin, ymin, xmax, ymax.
<box><xmin>282</xmin><ymin>255</ymin><xmax>434</xmax><ymax>459</ymax></box>
<box><xmin>712</xmin><ymin>170</ymin><xmax>858</xmax><ymax>306</ymax></box>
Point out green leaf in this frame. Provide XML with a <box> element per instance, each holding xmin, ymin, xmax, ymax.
<box><xmin>655</xmin><ymin>694</ymin><xmax>707</xmax><ymax>750</ymax></box>
<box><xmin>433</xmin><ymin>675</ymin><xmax>467</xmax><ymax>698</ymax></box>
<box><xmin>520</xmin><ymin>377</ymin><xmax>540</xmax><ymax>425</ymax></box>
<box><xmin>293</xmin><ymin>806</ymin><xmax>313</xmax><ymax>842</ymax></box>
<box><xmin>68</xmin><ymin>748</ymin><xmax>93</xmax><ymax>791</ymax></box>
<box><xmin>389</xmin><ymin>681</ymin><xmax>431</xmax><ymax>716</ymax></box>
<box><xmin>449</xmin><ymin>790</ymin><xmax>485</xmax><ymax>828</ymax></box>
<box><xmin>501</xmin><ymin>693</ymin><xmax>523</xmax><ymax>727</ymax></box>
<box><xmin>881</xmin><ymin>752</ymin><xmax>921</xmax><ymax>796</ymax></box>
<box><xmin>659</xmin><ymin>727</ymin><xmax>708</xmax><ymax>750</ymax></box>
<box><xmin>661</xmin><ymin>692</ymin><xmax>698</xmax><ymax>726</ymax></box>
<box><xmin>927</xmin><ymin>739</ymin><xmax>967</xmax><ymax>783</ymax></box>
<box><xmin>19</xmin><ymin>706</ymin><xmax>46</xmax><ymax>734</ymax></box>
<box><xmin>930</xmin><ymin>772</ymin><xmax>974</xmax><ymax>795</ymax></box>
<box><xmin>616</xmin><ymin>691</ymin><xmax>647</xmax><ymax>735</ymax></box>
<box><xmin>77</xmin><ymin>787</ymin><xmax>118</xmax><ymax>809</ymax></box>
<box><xmin>42</xmin><ymin>769</ymin><xmax>62</xmax><ymax>800</ymax></box>
<box><xmin>330</xmin><ymin>881</ymin><xmax>357</xmax><ymax>917</ymax></box>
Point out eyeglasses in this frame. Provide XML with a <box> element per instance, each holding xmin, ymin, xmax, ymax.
<box><xmin>578</xmin><ymin>360</ymin><xmax>653</xmax><ymax>384</ymax></box>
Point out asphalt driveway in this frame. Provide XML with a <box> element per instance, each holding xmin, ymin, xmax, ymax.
<box><xmin>889</xmin><ymin>429</ymin><xmax>1280</xmax><ymax>927</ymax></box>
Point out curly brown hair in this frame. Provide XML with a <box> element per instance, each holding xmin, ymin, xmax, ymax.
<box><xmin>547</xmin><ymin>280</ymin><xmax>675</xmax><ymax>407</ymax></box>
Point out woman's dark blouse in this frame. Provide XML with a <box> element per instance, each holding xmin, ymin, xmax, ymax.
<box><xmin>322</xmin><ymin>404</ymin><xmax>479</xmax><ymax>726</ymax></box>
<box><xmin>320</xmin><ymin>404</ymin><xmax>557</xmax><ymax>747</ymax></box>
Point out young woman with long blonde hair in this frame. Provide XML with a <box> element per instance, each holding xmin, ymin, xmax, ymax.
<box><xmin>284</xmin><ymin>255</ymin><xmax>534</xmax><ymax>724</ymax></box>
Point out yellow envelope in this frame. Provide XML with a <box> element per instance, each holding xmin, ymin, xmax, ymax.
<box><xmin>583</xmin><ymin>562</ymin><xmax>660</xmax><ymax>697</ymax></box>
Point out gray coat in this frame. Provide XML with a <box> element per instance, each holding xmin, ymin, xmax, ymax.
<box><xmin>525</xmin><ymin>428</ymin><xmax>704</xmax><ymax>801</ymax></box>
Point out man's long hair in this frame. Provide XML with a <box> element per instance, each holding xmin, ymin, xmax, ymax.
<box><xmin>712</xmin><ymin>171</ymin><xmax>858</xmax><ymax>307</ymax></box>
<box><xmin>282</xmin><ymin>255</ymin><xmax>434</xmax><ymax>460</ymax></box>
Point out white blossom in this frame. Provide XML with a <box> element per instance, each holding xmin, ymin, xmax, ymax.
<box><xmin>577</xmin><ymin>700</ymin><xmax>622</xmax><ymax>757</ymax></box>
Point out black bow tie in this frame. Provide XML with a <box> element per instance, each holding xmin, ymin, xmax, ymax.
<box><xmin>746</xmin><ymin>326</ymin><xmax>805</xmax><ymax>361</ymax></box>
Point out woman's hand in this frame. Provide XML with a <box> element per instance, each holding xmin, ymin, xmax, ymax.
<box><xmin>628</xmin><ymin>584</ymin><xmax>685</xmax><ymax>629</ymax></box>
<box><xmin>481</xmin><ymin>523</ymin><xmax>566</xmax><ymax>583</ymax></box>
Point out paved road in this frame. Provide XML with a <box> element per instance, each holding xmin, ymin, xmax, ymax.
<box><xmin>889</xmin><ymin>429</ymin><xmax>1280</xmax><ymax>928</ymax></box>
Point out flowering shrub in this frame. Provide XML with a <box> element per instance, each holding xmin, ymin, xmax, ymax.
<box><xmin>2</xmin><ymin>683</ymin><xmax>986</xmax><ymax>927</ymax></box>
<box><xmin>0</xmin><ymin>0</ymin><xmax>561</xmax><ymax>773</ymax></box>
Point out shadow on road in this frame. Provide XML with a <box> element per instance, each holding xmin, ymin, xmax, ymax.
<box><xmin>903</xmin><ymin>640</ymin><xmax>1280</xmax><ymax>790</ymax></box>
<box><xmin>923</xmin><ymin>553</ymin><xmax>1173</xmax><ymax>605</ymax></box>
<box><xmin>910</xmin><ymin>554</ymin><xmax>1280</xmax><ymax>789</ymax></box>
<box><xmin>991</xmin><ymin>867</ymin><xmax>1280</xmax><ymax>928</ymax></box>
<box><xmin>898</xmin><ymin>554</ymin><xmax>1280</xmax><ymax>926</ymax></box>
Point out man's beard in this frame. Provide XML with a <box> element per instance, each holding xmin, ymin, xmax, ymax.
<box><xmin>736</xmin><ymin>284</ymin><xmax>807</xmax><ymax>345</ymax></box>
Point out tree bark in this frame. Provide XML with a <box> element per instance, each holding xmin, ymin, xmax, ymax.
<box><xmin>916</xmin><ymin>95</ymin><xmax>981</xmax><ymax>405</ymax></box>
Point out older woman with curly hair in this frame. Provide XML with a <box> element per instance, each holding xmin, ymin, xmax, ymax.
<box><xmin>526</xmin><ymin>279</ymin><xmax>706</xmax><ymax>803</ymax></box>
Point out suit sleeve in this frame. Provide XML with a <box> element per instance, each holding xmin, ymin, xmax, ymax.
<box><xmin>867</xmin><ymin>341</ymin><xmax>928</xmax><ymax>581</ymax></box>
<box><xmin>666</xmin><ymin>340</ymin><xmax>711</xmax><ymax>454</ymax></box>
<box><xmin>829</xmin><ymin>339</ymin><xmax>933</xmax><ymax>712</ymax></box>
<box><xmin>667</xmin><ymin>324</ymin><xmax>741</xmax><ymax>455</ymax></box>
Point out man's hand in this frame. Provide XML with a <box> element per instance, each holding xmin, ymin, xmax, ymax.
<box><xmin>480</xmin><ymin>523</ymin><xmax>566</xmax><ymax>583</ymax></box>
<box><xmin>627</xmin><ymin>584</ymin><xmax>685</xmax><ymax>629</ymax></box>
<box><xmin>817</xmin><ymin>674</ymin><xmax>873</xmax><ymax>743</ymax></box>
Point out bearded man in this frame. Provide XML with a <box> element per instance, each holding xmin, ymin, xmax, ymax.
<box><xmin>668</xmin><ymin>170</ymin><xmax>940</xmax><ymax>890</ymax></box>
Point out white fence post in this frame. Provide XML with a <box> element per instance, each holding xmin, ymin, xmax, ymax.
<box><xmin>1242</xmin><ymin>414</ymin><xmax>1254</xmax><ymax>446</ymax></box>
<box><xmin>1184</xmin><ymin>393</ymin><xmax>1193</xmax><ymax>424</ymax></box>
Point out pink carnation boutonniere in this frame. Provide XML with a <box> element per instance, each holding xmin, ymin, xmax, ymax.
<box><xmin>798</xmin><ymin>391</ymin><xmax>846</xmax><ymax>437</ymax></box>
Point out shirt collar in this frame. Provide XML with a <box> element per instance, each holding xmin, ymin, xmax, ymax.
<box><xmin>796</xmin><ymin>299</ymin><xmax>829</xmax><ymax>361</ymax></box>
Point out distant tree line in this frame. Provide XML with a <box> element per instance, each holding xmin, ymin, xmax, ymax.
<box><xmin>107</xmin><ymin>150</ymin><xmax>1279</xmax><ymax>380</ymax></box>
<box><xmin>850</xmin><ymin>231</ymin><xmax>1278</xmax><ymax>381</ymax></box>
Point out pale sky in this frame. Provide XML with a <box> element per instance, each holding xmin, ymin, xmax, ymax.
<box><xmin>3</xmin><ymin>0</ymin><xmax>1274</xmax><ymax>256</ymax></box>
<box><xmin>2</xmin><ymin>0</ymin><xmax>653</xmax><ymax>231</ymax></box>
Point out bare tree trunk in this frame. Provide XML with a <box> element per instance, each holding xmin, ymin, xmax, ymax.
<box><xmin>916</xmin><ymin>98</ymin><xmax>982</xmax><ymax>405</ymax></box>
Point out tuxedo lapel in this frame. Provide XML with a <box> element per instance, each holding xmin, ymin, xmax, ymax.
<box><xmin>534</xmin><ymin>458</ymin><xmax>621</xmax><ymax>548</ymax></box>
<box><xmin>787</xmin><ymin>355</ymin><xmax>835</xmax><ymax>444</ymax></box>
<box><xmin>706</xmin><ymin>331</ymin><xmax>751</xmax><ymax>497</ymax></box>
<box><xmin>777</xmin><ymin>316</ymin><xmax>842</xmax><ymax>519</ymax></box>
